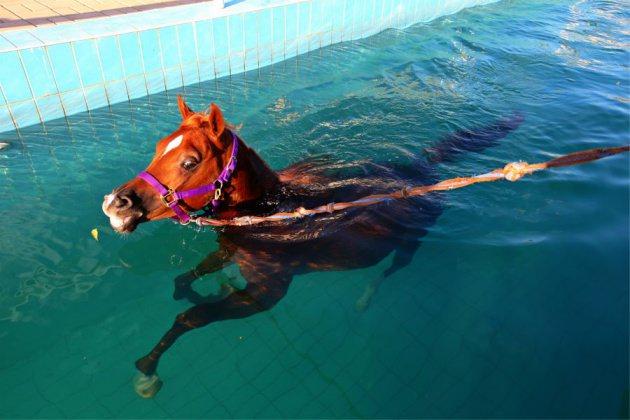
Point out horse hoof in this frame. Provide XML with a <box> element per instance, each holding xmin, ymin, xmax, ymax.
<box><xmin>355</xmin><ymin>296</ymin><xmax>370</xmax><ymax>312</ymax></box>
<box><xmin>133</xmin><ymin>372</ymin><xmax>163</xmax><ymax>398</ymax></box>
<box><xmin>355</xmin><ymin>285</ymin><xmax>376</xmax><ymax>312</ymax></box>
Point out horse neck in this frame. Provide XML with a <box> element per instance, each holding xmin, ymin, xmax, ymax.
<box><xmin>228</xmin><ymin>136</ymin><xmax>280</xmax><ymax>206</ymax></box>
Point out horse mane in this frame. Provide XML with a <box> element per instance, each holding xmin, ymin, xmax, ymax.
<box><xmin>178</xmin><ymin>107</ymin><xmax>281</xmax><ymax>206</ymax></box>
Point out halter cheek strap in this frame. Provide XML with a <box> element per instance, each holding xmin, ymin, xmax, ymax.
<box><xmin>136</xmin><ymin>131</ymin><xmax>239</xmax><ymax>224</ymax></box>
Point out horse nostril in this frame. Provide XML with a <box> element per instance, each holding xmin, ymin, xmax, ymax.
<box><xmin>114</xmin><ymin>193</ymin><xmax>133</xmax><ymax>210</ymax></box>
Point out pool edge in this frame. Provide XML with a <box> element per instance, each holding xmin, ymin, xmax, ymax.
<box><xmin>0</xmin><ymin>0</ymin><xmax>501</xmax><ymax>134</ymax></box>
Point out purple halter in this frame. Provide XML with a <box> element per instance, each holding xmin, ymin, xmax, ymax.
<box><xmin>136</xmin><ymin>131</ymin><xmax>239</xmax><ymax>224</ymax></box>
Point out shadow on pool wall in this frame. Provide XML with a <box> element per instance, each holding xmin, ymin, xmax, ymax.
<box><xmin>0</xmin><ymin>0</ymin><xmax>500</xmax><ymax>133</ymax></box>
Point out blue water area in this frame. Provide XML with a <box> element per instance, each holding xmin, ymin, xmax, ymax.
<box><xmin>1</xmin><ymin>0</ymin><xmax>628</xmax><ymax>417</ymax></box>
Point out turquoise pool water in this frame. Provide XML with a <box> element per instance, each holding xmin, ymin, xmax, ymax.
<box><xmin>1</xmin><ymin>0</ymin><xmax>628</xmax><ymax>417</ymax></box>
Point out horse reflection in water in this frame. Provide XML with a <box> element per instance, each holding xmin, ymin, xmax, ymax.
<box><xmin>102</xmin><ymin>97</ymin><xmax>522</xmax><ymax>396</ymax></box>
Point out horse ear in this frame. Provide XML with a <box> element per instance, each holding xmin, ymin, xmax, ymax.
<box><xmin>208</xmin><ymin>103</ymin><xmax>225</xmax><ymax>137</ymax></box>
<box><xmin>177</xmin><ymin>95</ymin><xmax>194</xmax><ymax>120</ymax></box>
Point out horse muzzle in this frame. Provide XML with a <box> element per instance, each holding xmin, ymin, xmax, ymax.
<box><xmin>102</xmin><ymin>189</ymin><xmax>145</xmax><ymax>233</ymax></box>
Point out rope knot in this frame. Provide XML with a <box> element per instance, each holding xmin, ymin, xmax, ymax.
<box><xmin>503</xmin><ymin>161</ymin><xmax>531</xmax><ymax>182</ymax></box>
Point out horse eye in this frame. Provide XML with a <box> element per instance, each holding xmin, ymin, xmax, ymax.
<box><xmin>181</xmin><ymin>159</ymin><xmax>198</xmax><ymax>171</ymax></box>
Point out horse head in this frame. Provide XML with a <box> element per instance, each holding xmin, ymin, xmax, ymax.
<box><xmin>102</xmin><ymin>96</ymin><xmax>278</xmax><ymax>233</ymax></box>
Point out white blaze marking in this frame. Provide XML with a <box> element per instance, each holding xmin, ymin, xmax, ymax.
<box><xmin>162</xmin><ymin>134</ymin><xmax>183</xmax><ymax>157</ymax></box>
<box><xmin>104</xmin><ymin>194</ymin><xmax>115</xmax><ymax>208</ymax></box>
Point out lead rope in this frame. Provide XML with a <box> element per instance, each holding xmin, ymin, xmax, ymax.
<box><xmin>194</xmin><ymin>145</ymin><xmax>629</xmax><ymax>228</ymax></box>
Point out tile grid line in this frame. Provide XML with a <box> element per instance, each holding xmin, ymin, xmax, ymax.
<box><xmin>15</xmin><ymin>49</ymin><xmax>44</xmax><ymax>125</ymax></box>
<box><xmin>92</xmin><ymin>40</ymin><xmax>113</xmax><ymax>108</ymax></box>
<box><xmin>155</xmin><ymin>28</ymin><xmax>169</xmax><ymax>93</ymax></box>
<box><xmin>241</xmin><ymin>14</ymin><xmax>246</xmax><ymax>73</ymax></box>
<box><xmin>209</xmin><ymin>18</ymin><xmax>218</xmax><ymax>80</ymax></box>
<box><xmin>282</xmin><ymin>3</ymin><xmax>287</xmax><ymax>61</ymax></box>
<box><xmin>255</xmin><ymin>9</ymin><xmax>261</xmax><ymax>70</ymax></box>
<box><xmin>0</xmin><ymin>82</ymin><xmax>19</xmax><ymax>131</ymax></box>
<box><xmin>226</xmin><ymin>14</ymin><xmax>232</xmax><ymax>76</ymax></box>
<box><xmin>69</xmin><ymin>41</ymin><xmax>91</xmax><ymax>113</ymax></box>
<box><xmin>174</xmin><ymin>25</ymin><xmax>187</xmax><ymax>88</ymax></box>
<box><xmin>135</xmin><ymin>31</ymin><xmax>151</xmax><ymax>100</ymax></box>
<box><xmin>269</xmin><ymin>6</ymin><xmax>274</xmax><ymax>66</ymax></box>
<box><xmin>114</xmin><ymin>35</ymin><xmax>133</xmax><ymax>103</ymax></box>
<box><xmin>191</xmin><ymin>21</ymin><xmax>203</xmax><ymax>86</ymax></box>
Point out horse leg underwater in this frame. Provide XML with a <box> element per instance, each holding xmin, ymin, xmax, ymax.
<box><xmin>356</xmin><ymin>238</ymin><xmax>422</xmax><ymax>311</ymax></box>
<box><xmin>355</xmin><ymin>113</ymin><xmax>524</xmax><ymax>310</ymax></box>
<box><xmin>135</xmin><ymin>269</ymin><xmax>293</xmax><ymax>389</ymax></box>
<box><xmin>172</xmin><ymin>238</ymin><xmax>237</xmax><ymax>303</ymax></box>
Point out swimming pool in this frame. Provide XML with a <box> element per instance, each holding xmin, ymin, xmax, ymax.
<box><xmin>0</xmin><ymin>0</ymin><xmax>498</xmax><ymax>133</ymax></box>
<box><xmin>0</xmin><ymin>0</ymin><xmax>628</xmax><ymax>417</ymax></box>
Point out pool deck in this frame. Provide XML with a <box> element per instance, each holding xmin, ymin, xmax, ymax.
<box><xmin>0</xmin><ymin>0</ymin><xmax>216</xmax><ymax>31</ymax></box>
<box><xmin>0</xmin><ymin>0</ymin><xmax>289</xmax><ymax>50</ymax></box>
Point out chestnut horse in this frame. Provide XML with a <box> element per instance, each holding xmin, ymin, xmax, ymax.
<box><xmin>102</xmin><ymin>96</ymin><xmax>522</xmax><ymax>385</ymax></box>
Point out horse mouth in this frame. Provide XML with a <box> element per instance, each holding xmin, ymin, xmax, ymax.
<box><xmin>102</xmin><ymin>202</ymin><xmax>144</xmax><ymax>233</ymax></box>
<box><xmin>109</xmin><ymin>214</ymin><xmax>142</xmax><ymax>233</ymax></box>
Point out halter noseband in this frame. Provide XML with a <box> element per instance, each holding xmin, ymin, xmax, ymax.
<box><xmin>136</xmin><ymin>131</ymin><xmax>239</xmax><ymax>225</ymax></box>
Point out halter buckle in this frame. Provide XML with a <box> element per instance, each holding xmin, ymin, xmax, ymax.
<box><xmin>160</xmin><ymin>189</ymin><xmax>177</xmax><ymax>207</ymax></box>
<box><xmin>214</xmin><ymin>180</ymin><xmax>223</xmax><ymax>201</ymax></box>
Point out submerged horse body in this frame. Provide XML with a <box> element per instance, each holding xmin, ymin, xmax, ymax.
<box><xmin>102</xmin><ymin>97</ymin><xmax>522</xmax><ymax>387</ymax></box>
